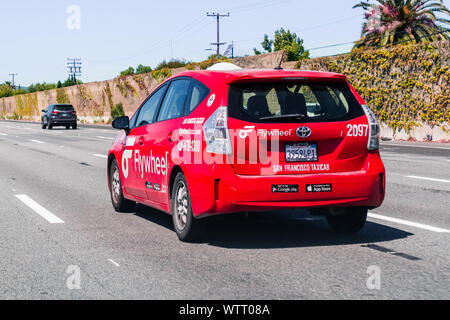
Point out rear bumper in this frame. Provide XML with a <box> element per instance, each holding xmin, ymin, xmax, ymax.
<box><xmin>190</xmin><ymin>152</ymin><xmax>385</xmax><ymax>217</ymax></box>
<box><xmin>49</xmin><ymin>118</ymin><xmax>77</xmax><ymax>125</ymax></box>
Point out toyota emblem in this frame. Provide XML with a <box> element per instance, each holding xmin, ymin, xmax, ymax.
<box><xmin>296</xmin><ymin>126</ymin><xmax>311</xmax><ymax>138</ymax></box>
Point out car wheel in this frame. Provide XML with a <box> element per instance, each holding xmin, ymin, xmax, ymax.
<box><xmin>66</xmin><ymin>125</ymin><xmax>70</xmax><ymax>129</ymax></box>
<box><xmin>72</xmin><ymin>124</ymin><xmax>77</xmax><ymax>129</ymax></box>
<box><xmin>47</xmin><ymin>122</ymin><xmax>53</xmax><ymax>130</ymax></box>
<box><xmin>41</xmin><ymin>122</ymin><xmax>47</xmax><ymax>129</ymax></box>
<box><xmin>109</xmin><ymin>159</ymin><xmax>135</xmax><ymax>212</ymax></box>
<box><xmin>171</xmin><ymin>172</ymin><xmax>200</xmax><ymax>242</ymax></box>
<box><xmin>326</xmin><ymin>207</ymin><xmax>368</xmax><ymax>234</ymax></box>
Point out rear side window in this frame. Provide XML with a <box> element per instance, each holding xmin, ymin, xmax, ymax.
<box><xmin>228</xmin><ymin>82</ymin><xmax>363</xmax><ymax>123</ymax></box>
<box><xmin>54</xmin><ymin>105</ymin><xmax>74</xmax><ymax>111</ymax></box>
<box><xmin>157</xmin><ymin>79</ymin><xmax>191</xmax><ymax>122</ymax></box>
<box><xmin>187</xmin><ymin>80</ymin><xmax>210</xmax><ymax>113</ymax></box>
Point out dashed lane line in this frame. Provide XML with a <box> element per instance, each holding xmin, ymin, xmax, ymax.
<box><xmin>368</xmin><ymin>212</ymin><xmax>449</xmax><ymax>233</ymax></box>
<box><xmin>93</xmin><ymin>154</ymin><xmax>108</xmax><ymax>159</ymax></box>
<box><xmin>15</xmin><ymin>194</ymin><xmax>64</xmax><ymax>224</ymax></box>
<box><xmin>96</xmin><ymin>136</ymin><xmax>115</xmax><ymax>140</ymax></box>
<box><xmin>108</xmin><ymin>259</ymin><xmax>120</xmax><ymax>267</ymax></box>
<box><xmin>406</xmin><ymin>175</ymin><xmax>450</xmax><ymax>184</ymax></box>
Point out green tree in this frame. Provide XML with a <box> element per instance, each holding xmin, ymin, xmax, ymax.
<box><xmin>111</xmin><ymin>102</ymin><xmax>125</xmax><ymax>119</ymax></box>
<box><xmin>27</xmin><ymin>82</ymin><xmax>57</xmax><ymax>93</ymax></box>
<box><xmin>0</xmin><ymin>84</ymin><xmax>14</xmax><ymax>98</ymax></box>
<box><xmin>136</xmin><ymin>64</ymin><xmax>152</xmax><ymax>74</ymax></box>
<box><xmin>262</xmin><ymin>34</ymin><xmax>273</xmax><ymax>52</ymax></box>
<box><xmin>254</xmin><ymin>28</ymin><xmax>310</xmax><ymax>61</ymax></box>
<box><xmin>353</xmin><ymin>0</ymin><xmax>450</xmax><ymax>48</ymax></box>
<box><xmin>119</xmin><ymin>67</ymin><xmax>135</xmax><ymax>77</ymax></box>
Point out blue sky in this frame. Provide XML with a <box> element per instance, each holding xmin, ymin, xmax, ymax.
<box><xmin>1</xmin><ymin>0</ymin><xmax>448</xmax><ymax>86</ymax></box>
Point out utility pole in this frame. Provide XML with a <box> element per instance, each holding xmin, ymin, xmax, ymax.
<box><xmin>207</xmin><ymin>12</ymin><xmax>230</xmax><ymax>57</ymax></box>
<box><xmin>232</xmin><ymin>41</ymin><xmax>234</xmax><ymax>59</ymax></box>
<box><xmin>67</xmin><ymin>58</ymin><xmax>82</xmax><ymax>83</ymax></box>
<box><xmin>9</xmin><ymin>73</ymin><xmax>18</xmax><ymax>89</ymax></box>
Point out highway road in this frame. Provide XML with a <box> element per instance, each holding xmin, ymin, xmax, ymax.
<box><xmin>0</xmin><ymin>120</ymin><xmax>448</xmax><ymax>299</ymax></box>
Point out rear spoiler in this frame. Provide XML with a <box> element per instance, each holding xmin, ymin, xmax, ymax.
<box><xmin>226</xmin><ymin>71</ymin><xmax>347</xmax><ymax>85</ymax></box>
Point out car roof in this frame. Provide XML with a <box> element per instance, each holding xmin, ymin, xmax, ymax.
<box><xmin>172</xmin><ymin>69</ymin><xmax>347</xmax><ymax>85</ymax></box>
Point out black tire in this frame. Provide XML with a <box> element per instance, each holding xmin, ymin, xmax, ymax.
<box><xmin>326</xmin><ymin>207</ymin><xmax>368</xmax><ymax>234</ymax></box>
<box><xmin>47</xmin><ymin>122</ymin><xmax>53</xmax><ymax>130</ymax></box>
<box><xmin>66</xmin><ymin>125</ymin><xmax>70</xmax><ymax>129</ymax></box>
<box><xmin>109</xmin><ymin>159</ymin><xmax>135</xmax><ymax>212</ymax></box>
<box><xmin>171</xmin><ymin>172</ymin><xmax>200</xmax><ymax>242</ymax></box>
<box><xmin>72</xmin><ymin>123</ymin><xmax>77</xmax><ymax>129</ymax></box>
<box><xmin>41</xmin><ymin>122</ymin><xmax>46</xmax><ymax>129</ymax></box>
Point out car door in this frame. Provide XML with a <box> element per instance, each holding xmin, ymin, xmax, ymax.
<box><xmin>143</xmin><ymin>78</ymin><xmax>192</xmax><ymax>204</ymax></box>
<box><xmin>121</xmin><ymin>83</ymin><xmax>168</xmax><ymax>199</ymax></box>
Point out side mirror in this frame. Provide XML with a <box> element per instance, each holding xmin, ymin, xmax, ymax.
<box><xmin>41</xmin><ymin>109</ymin><xmax>46</xmax><ymax>113</ymax></box>
<box><xmin>112</xmin><ymin>116</ymin><xmax>130</xmax><ymax>132</ymax></box>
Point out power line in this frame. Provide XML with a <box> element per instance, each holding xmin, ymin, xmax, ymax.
<box><xmin>231</xmin><ymin>15</ymin><xmax>361</xmax><ymax>45</ymax></box>
<box><xmin>207</xmin><ymin>12</ymin><xmax>230</xmax><ymax>57</ymax></box>
<box><xmin>87</xmin><ymin>15</ymin><xmax>209</xmax><ymax>63</ymax></box>
<box><xmin>221</xmin><ymin>0</ymin><xmax>296</xmax><ymax>15</ymax></box>
<box><xmin>307</xmin><ymin>29</ymin><xmax>450</xmax><ymax>53</ymax></box>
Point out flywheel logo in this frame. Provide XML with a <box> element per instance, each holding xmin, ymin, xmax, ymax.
<box><xmin>122</xmin><ymin>150</ymin><xmax>133</xmax><ymax>178</ymax></box>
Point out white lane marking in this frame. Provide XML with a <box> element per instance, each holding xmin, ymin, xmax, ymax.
<box><xmin>96</xmin><ymin>136</ymin><xmax>114</xmax><ymax>140</ymax></box>
<box><xmin>93</xmin><ymin>153</ymin><xmax>108</xmax><ymax>159</ymax></box>
<box><xmin>368</xmin><ymin>213</ymin><xmax>449</xmax><ymax>233</ymax></box>
<box><xmin>381</xmin><ymin>143</ymin><xmax>450</xmax><ymax>150</ymax></box>
<box><xmin>30</xmin><ymin>139</ymin><xmax>44</xmax><ymax>144</ymax></box>
<box><xmin>108</xmin><ymin>259</ymin><xmax>120</xmax><ymax>267</ymax></box>
<box><xmin>406</xmin><ymin>175</ymin><xmax>450</xmax><ymax>183</ymax></box>
<box><xmin>0</xmin><ymin>132</ymin><xmax>7</xmax><ymax>136</ymax></box>
<box><xmin>15</xmin><ymin>194</ymin><xmax>64</xmax><ymax>224</ymax></box>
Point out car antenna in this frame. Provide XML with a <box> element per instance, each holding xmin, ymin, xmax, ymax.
<box><xmin>274</xmin><ymin>50</ymin><xmax>285</xmax><ymax>70</ymax></box>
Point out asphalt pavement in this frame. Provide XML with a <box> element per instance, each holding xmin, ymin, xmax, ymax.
<box><xmin>0</xmin><ymin>120</ymin><xmax>448</xmax><ymax>299</ymax></box>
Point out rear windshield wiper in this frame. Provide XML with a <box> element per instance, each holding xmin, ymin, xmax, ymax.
<box><xmin>259</xmin><ymin>114</ymin><xmax>308</xmax><ymax>122</ymax></box>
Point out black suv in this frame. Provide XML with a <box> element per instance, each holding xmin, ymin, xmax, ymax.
<box><xmin>41</xmin><ymin>104</ymin><xmax>77</xmax><ymax>129</ymax></box>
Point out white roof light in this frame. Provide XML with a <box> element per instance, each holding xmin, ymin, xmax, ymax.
<box><xmin>206</xmin><ymin>62</ymin><xmax>242</xmax><ymax>71</ymax></box>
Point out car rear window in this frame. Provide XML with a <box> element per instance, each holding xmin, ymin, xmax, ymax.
<box><xmin>228</xmin><ymin>81</ymin><xmax>364</xmax><ymax>123</ymax></box>
<box><xmin>54</xmin><ymin>105</ymin><xmax>75</xmax><ymax>111</ymax></box>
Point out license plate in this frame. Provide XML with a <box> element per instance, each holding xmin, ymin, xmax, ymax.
<box><xmin>285</xmin><ymin>143</ymin><xmax>318</xmax><ymax>162</ymax></box>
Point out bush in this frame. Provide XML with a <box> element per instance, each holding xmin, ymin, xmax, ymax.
<box><xmin>155</xmin><ymin>59</ymin><xmax>189</xmax><ymax>70</ymax></box>
<box><xmin>119</xmin><ymin>67</ymin><xmax>135</xmax><ymax>77</ymax></box>
<box><xmin>136</xmin><ymin>64</ymin><xmax>152</xmax><ymax>74</ymax></box>
<box><xmin>111</xmin><ymin>102</ymin><xmax>125</xmax><ymax>119</ymax></box>
<box><xmin>151</xmin><ymin>68</ymin><xmax>172</xmax><ymax>83</ymax></box>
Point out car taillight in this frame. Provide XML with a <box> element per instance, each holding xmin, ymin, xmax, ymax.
<box><xmin>52</xmin><ymin>111</ymin><xmax>60</xmax><ymax>114</ymax></box>
<box><xmin>71</xmin><ymin>111</ymin><xmax>76</xmax><ymax>115</ymax></box>
<box><xmin>202</xmin><ymin>106</ymin><xmax>232</xmax><ymax>154</ymax></box>
<box><xmin>362</xmin><ymin>104</ymin><xmax>380</xmax><ymax>150</ymax></box>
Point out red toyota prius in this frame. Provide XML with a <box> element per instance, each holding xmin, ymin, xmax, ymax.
<box><xmin>107</xmin><ymin>65</ymin><xmax>385</xmax><ymax>241</ymax></box>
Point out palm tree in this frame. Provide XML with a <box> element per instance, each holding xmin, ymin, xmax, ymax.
<box><xmin>353</xmin><ymin>0</ymin><xmax>450</xmax><ymax>47</ymax></box>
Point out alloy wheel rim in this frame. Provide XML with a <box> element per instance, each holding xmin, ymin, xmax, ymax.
<box><xmin>175</xmin><ymin>182</ymin><xmax>188</xmax><ymax>230</ymax></box>
<box><xmin>112</xmin><ymin>167</ymin><xmax>121</xmax><ymax>203</ymax></box>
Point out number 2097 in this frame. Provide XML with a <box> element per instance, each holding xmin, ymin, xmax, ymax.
<box><xmin>347</xmin><ymin>124</ymin><xmax>369</xmax><ymax>137</ymax></box>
